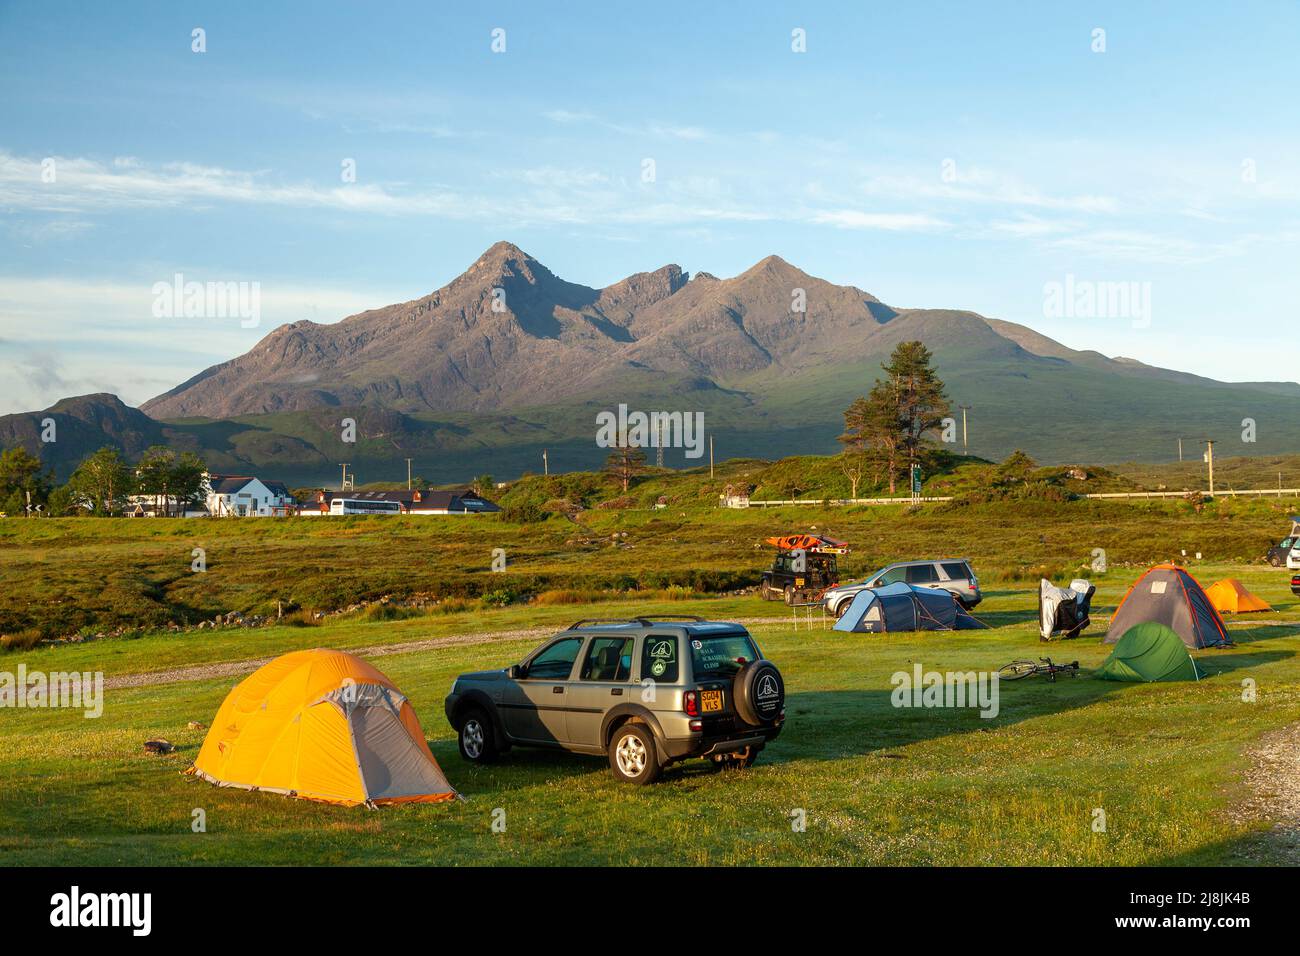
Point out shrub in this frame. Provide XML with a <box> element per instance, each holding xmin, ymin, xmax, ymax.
<box><xmin>365</xmin><ymin>603</ymin><xmax>422</xmax><ymax>622</ymax></box>
<box><xmin>534</xmin><ymin>588</ymin><xmax>605</xmax><ymax>605</ymax></box>
<box><xmin>480</xmin><ymin>587</ymin><xmax>519</xmax><ymax>608</ymax></box>
<box><xmin>1</xmin><ymin>629</ymin><xmax>43</xmax><ymax>652</ymax></box>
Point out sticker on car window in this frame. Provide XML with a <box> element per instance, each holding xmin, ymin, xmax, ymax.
<box><xmin>649</xmin><ymin>639</ymin><xmax>674</xmax><ymax>659</ymax></box>
<box><xmin>692</xmin><ymin>640</ymin><xmax>702</xmax><ymax>649</ymax></box>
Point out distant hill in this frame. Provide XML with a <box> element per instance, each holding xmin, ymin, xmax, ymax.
<box><xmin>6</xmin><ymin>242</ymin><xmax>1300</xmax><ymax>483</ymax></box>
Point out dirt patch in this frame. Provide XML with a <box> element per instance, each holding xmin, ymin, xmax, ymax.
<box><xmin>103</xmin><ymin>617</ymin><xmax>795</xmax><ymax>690</ymax></box>
<box><xmin>1227</xmin><ymin>722</ymin><xmax>1300</xmax><ymax>863</ymax></box>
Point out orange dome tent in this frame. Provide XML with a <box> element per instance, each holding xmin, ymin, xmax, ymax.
<box><xmin>187</xmin><ymin>649</ymin><xmax>456</xmax><ymax>807</ymax></box>
<box><xmin>1204</xmin><ymin>578</ymin><xmax>1271</xmax><ymax>614</ymax></box>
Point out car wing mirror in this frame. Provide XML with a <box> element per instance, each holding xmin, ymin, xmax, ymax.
<box><xmin>507</xmin><ymin>664</ymin><xmax>525</xmax><ymax>679</ymax></box>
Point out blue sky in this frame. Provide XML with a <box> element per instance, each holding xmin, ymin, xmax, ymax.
<box><xmin>2</xmin><ymin>1</ymin><xmax>1299</xmax><ymax>414</ymax></box>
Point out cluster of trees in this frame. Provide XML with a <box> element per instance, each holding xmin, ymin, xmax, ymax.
<box><xmin>838</xmin><ymin>341</ymin><xmax>952</xmax><ymax>497</ymax></box>
<box><xmin>0</xmin><ymin>445</ymin><xmax>207</xmax><ymax>517</ymax></box>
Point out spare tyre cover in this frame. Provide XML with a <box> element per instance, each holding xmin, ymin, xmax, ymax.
<box><xmin>734</xmin><ymin>660</ymin><xmax>785</xmax><ymax>726</ymax></box>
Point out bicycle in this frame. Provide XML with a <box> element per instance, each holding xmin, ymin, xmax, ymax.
<box><xmin>997</xmin><ymin>657</ymin><xmax>1080</xmax><ymax>682</ymax></box>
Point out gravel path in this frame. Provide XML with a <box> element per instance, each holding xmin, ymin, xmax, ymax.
<box><xmin>1228</xmin><ymin>722</ymin><xmax>1300</xmax><ymax>863</ymax></box>
<box><xmin>103</xmin><ymin>617</ymin><xmax>797</xmax><ymax>690</ymax></box>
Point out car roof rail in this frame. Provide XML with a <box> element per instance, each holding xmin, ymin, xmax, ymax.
<box><xmin>566</xmin><ymin>614</ymin><xmax>708</xmax><ymax>630</ymax></box>
<box><xmin>633</xmin><ymin>614</ymin><xmax>706</xmax><ymax>625</ymax></box>
<box><xmin>566</xmin><ymin>618</ymin><xmax>639</xmax><ymax>630</ymax></box>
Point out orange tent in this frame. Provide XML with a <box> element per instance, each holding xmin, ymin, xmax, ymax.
<box><xmin>1204</xmin><ymin>578</ymin><xmax>1272</xmax><ymax>614</ymax></box>
<box><xmin>188</xmin><ymin>649</ymin><xmax>456</xmax><ymax>807</ymax></box>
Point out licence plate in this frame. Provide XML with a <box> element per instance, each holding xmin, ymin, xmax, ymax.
<box><xmin>700</xmin><ymin>690</ymin><xmax>724</xmax><ymax>713</ymax></box>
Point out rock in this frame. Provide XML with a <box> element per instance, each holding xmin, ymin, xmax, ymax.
<box><xmin>143</xmin><ymin>739</ymin><xmax>175</xmax><ymax>754</ymax></box>
<box><xmin>186</xmin><ymin>721</ymin><xmax>207</xmax><ymax>730</ymax></box>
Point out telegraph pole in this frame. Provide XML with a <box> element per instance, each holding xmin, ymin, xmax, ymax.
<box><xmin>709</xmin><ymin>435</ymin><xmax>715</xmax><ymax>479</ymax></box>
<box><xmin>405</xmin><ymin>458</ymin><xmax>413</xmax><ymax>490</ymax></box>
<box><xmin>1204</xmin><ymin>440</ymin><xmax>1215</xmax><ymax>497</ymax></box>
<box><xmin>1177</xmin><ymin>437</ymin><xmax>1183</xmax><ymax>462</ymax></box>
<box><xmin>957</xmin><ymin>405</ymin><xmax>971</xmax><ymax>454</ymax></box>
<box><xmin>542</xmin><ymin>449</ymin><xmax>548</xmax><ymax>476</ymax></box>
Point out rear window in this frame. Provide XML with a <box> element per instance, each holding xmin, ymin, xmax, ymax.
<box><xmin>941</xmin><ymin>561</ymin><xmax>971</xmax><ymax>580</ymax></box>
<box><xmin>689</xmin><ymin>632</ymin><xmax>760</xmax><ymax>680</ymax></box>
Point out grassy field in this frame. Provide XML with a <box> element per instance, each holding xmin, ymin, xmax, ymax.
<box><xmin>3</xmin><ymin>481</ymin><xmax>1299</xmax><ymax>866</ymax></box>
<box><xmin>1</xmin><ymin>563</ymin><xmax>1298</xmax><ymax>866</ymax></box>
<box><xmin>2</xmin><ymin>488</ymin><xmax>1298</xmax><ymax>640</ymax></box>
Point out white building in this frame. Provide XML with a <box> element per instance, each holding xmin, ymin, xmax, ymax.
<box><xmin>205</xmin><ymin>474</ymin><xmax>296</xmax><ymax>516</ymax></box>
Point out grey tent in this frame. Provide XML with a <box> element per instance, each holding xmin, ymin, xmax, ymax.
<box><xmin>1039</xmin><ymin>578</ymin><xmax>1095</xmax><ymax>640</ymax></box>
<box><xmin>1104</xmin><ymin>564</ymin><xmax>1230</xmax><ymax>649</ymax></box>
<box><xmin>833</xmin><ymin>581</ymin><xmax>987</xmax><ymax>633</ymax></box>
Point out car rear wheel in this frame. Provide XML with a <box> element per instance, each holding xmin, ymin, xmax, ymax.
<box><xmin>608</xmin><ymin>723</ymin><xmax>660</xmax><ymax>785</ymax></box>
<box><xmin>1269</xmin><ymin>554</ymin><xmax>1284</xmax><ymax>567</ymax></box>
<box><xmin>457</xmin><ymin>707</ymin><xmax>499</xmax><ymax>763</ymax></box>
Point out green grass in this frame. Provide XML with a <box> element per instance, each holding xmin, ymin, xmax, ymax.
<box><xmin>3</xmin><ymin>489</ymin><xmax>1298</xmax><ymax>639</ymax></box>
<box><xmin>1</xmin><ymin>565</ymin><xmax>1298</xmax><ymax>865</ymax></box>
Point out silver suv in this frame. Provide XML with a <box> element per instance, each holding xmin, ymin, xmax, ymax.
<box><xmin>822</xmin><ymin>559</ymin><xmax>982</xmax><ymax>617</ymax></box>
<box><xmin>444</xmin><ymin>616</ymin><xmax>786</xmax><ymax>784</ymax></box>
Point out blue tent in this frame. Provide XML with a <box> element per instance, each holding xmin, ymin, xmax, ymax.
<box><xmin>832</xmin><ymin>582</ymin><xmax>987</xmax><ymax>633</ymax></box>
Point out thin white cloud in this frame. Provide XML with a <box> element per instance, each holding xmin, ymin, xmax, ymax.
<box><xmin>810</xmin><ymin>210</ymin><xmax>950</xmax><ymax>231</ymax></box>
<box><xmin>860</xmin><ymin>167</ymin><xmax>1119</xmax><ymax>214</ymax></box>
<box><xmin>0</xmin><ymin>150</ymin><xmax>944</xmax><ymax>234</ymax></box>
<box><xmin>542</xmin><ymin>109</ymin><xmax>596</xmax><ymax>124</ymax></box>
<box><xmin>0</xmin><ymin>276</ymin><xmax>410</xmax><ymax>413</ymax></box>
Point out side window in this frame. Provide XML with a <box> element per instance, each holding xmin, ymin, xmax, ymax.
<box><xmin>940</xmin><ymin>562</ymin><xmax>970</xmax><ymax>581</ymax></box>
<box><xmin>878</xmin><ymin>566</ymin><xmax>907</xmax><ymax>585</ymax></box>
<box><xmin>906</xmin><ymin>564</ymin><xmax>939</xmax><ymax>584</ymax></box>
<box><xmin>580</xmin><ymin>637</ymin><xmax>633</xmax><ymax>682</ymax></box>
<box><xmin>526</xmin><ymin>637</ymin><xmax>583</xmax><ymax>680</ymax></box>
<box><xmin>641</xmin><ymin>635</ymin><xmax>679</xmax><ymax>683</ymax></box>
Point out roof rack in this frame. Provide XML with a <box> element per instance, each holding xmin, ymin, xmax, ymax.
<box><xmin>566</xmin><ymin>614</ymin><xmax>707</xmax><ymax>630</ymax></box>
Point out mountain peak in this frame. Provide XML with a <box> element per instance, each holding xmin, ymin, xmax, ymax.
<box><xmin>473</xmin><ymin>240</ymin><xmax>534</xmax><ymax>266</ymax></box>
<box><xmin>47</xmin><ymin>392</ymin><xmax>132</xmax><ymax>414</ymax></box>
<box><xmin>736</xmin><ymin>253</ymin><xmax>805</xmax><ymax>282</ymax></box>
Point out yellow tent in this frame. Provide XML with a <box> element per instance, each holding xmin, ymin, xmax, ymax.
<box><xmin>1204</xmin><ymin>578</ymin><xmax>1271</xmax><ymax>614</ymax></box>
<box><xmin>188</xmin><ymin>649</ymin><xmax>456</xmax><ymax>807</ymax></box>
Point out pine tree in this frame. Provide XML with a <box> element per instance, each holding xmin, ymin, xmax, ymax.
<box><xmin>839</xmin><ymin>341</ymin><xmax>950</xmax><ymax>496</ymax></box>
<box><xmin>604</xmin><ymin>444</ymin><xmax>646</xmax><ymax>493</ymax></box>
<box><xmin>880</xmin><ymin>341</ymin><xmax>950</xmax><ymax>487</ymax></box>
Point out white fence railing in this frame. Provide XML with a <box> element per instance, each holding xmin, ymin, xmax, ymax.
<box><xmin>731</xmin><ymin>488</ymin><xmax>1300</xmax><ymax>508</ymax></box>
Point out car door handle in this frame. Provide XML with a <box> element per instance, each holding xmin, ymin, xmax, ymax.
<box><xmin>610</xmin><ymin>688</ymin><xmax>623</xmax><ymax>696</ymax></box>
<box><xmin>552</xmin><ymin>686</ymin><xmax>564</xmax><ymax>694</ymax></box>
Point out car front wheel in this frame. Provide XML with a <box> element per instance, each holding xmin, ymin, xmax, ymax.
<box><xmin>458</xmin><ymin>707</ymin><xmax>499</xmax><ymax>763</ymax></box>
<box><xmin>608</xmin><ymin>723</ymin><xmax>661</xmax><ymax>785</ymax></box>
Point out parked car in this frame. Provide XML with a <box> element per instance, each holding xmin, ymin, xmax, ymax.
<box><xmin>444</xmin><ymin>616</ymin><xmax>786</xmax><ymax>784</ymax></box>
<box><xmin>1267</xmin><ymin>535</ymin><xmax>1299</xmax><ymax>567</ymax></box>
<box><xmin>821</xmin><ymin>558</ymin><xmax>982</xmax><ymax>617</ymax></box>
<box><xmin>1266</xmin><ymin>516</ymin><xmax>1300</xmax><ymax>568</ymax></box>
<box><xmin>1291</xmin><ymin>574</ymin><xmax>1300</xmax><ymax>597</ymax></box>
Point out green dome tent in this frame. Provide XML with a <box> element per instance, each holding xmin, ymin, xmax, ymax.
<box><xmin>1096</xmin><ymin>622</ymin><xmax>1204</xmax><ymax>682</ymax></box>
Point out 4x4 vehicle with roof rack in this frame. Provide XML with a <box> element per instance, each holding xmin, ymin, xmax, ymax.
<box><xmin>820</xmin><ymin>558</ymin><xmax>982</xmax><ymax>617</ymax></box>
<box><xmin>444</xmin><ymin>615</ymin><xmax>786</xmax><ymax>784</ymax></box>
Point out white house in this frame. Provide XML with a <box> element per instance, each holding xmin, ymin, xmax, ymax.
<box><xmin>204</xmin><ymin>474</ymin><xmax>296</xmax><ymax>516</ymax></box>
